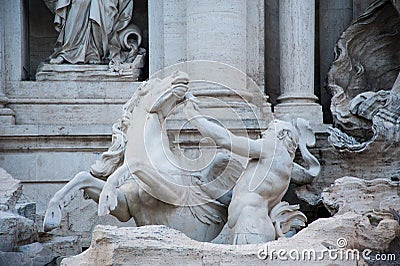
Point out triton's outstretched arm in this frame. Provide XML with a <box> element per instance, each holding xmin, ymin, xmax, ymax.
<box><xmin>184</xmin><ymin>98</ymin><xmax>263</xmax><ymax>158</ymax></box>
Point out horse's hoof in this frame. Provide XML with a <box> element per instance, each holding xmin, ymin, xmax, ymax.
<box><xmin>98</xmin><ymin>187</ymin><xmax>117</xmax><ymax>216</ymax></box>
<box><xmin>97</xmin><ymin>202</ymin><xmax>111</xmax><ymax>216</ymax></box>
<box><xmin>43</xmin><ymin>204</ymin><xmax>62</xmax><ymax>232</ymax></box>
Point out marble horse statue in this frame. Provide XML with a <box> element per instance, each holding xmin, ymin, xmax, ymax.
<box><xmin>43</xmin><ymin>71</ymin><xmax>320</xmax><ymax>244</ymax></box>
<box><xmin>43</xmin><ymin>71</ymin><xmax>243</xmax><ymax>242</ymax></box>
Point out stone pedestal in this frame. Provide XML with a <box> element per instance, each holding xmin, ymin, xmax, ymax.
<box><xmin>36</xmin><ymin>52</ymin><xmax>145</xmax><ymax>82</ymax></box>
<box><xmin>274</xmin><ymin>0</ymin><xmax>323</xmax><ymax>124</ymax></box>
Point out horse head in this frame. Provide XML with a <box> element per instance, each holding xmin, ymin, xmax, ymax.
<box><xmin>147</xmin><ymin>71</ymin><xmax>189</xmax><ymax>118</ymax></box>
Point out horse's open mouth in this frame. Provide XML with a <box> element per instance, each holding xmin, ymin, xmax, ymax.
<box><xmin>171</xmin><ymin>77</ymin><xmax>190</xmax><ymax>99</ymax></box>
<box><xmin>171</xmin><ymin>78</ymin><xmax>189</xmax><ymax>86</ymax></box>
<box><xmin>171</xmin><ymin>72</ymin><xmax>189</xmax><ymax>85</ymax></box>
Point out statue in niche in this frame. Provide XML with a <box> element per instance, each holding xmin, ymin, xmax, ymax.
<box><xmin>327</xmin><ymin>0</ymin><xmax>400</xmax><ymax>152</ymax></box>
<box><xmin>39</xmin><ymin>0</ymin><xmax>145</xmax><ymax>81</ymax></box>
<box><xmin>184</xmin><ymin>96</ymin><xmax>320</xmax><ymax>244</ymax></box>
<box><xmin>43</xmin><ymin>71</ymin><xmax>320</xmax><ymax>244</ymax></box>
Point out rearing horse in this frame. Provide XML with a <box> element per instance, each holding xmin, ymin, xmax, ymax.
<box><xmin>44</xmin><ymin>71</ymin><xmax>242</xmax><ymax>242</ymax></box>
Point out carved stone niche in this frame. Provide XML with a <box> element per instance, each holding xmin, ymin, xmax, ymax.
<box><xmin>36</xmin><ymin>0</ymin><xmax>146</xmax><ymax>81</ymax></box>
<box><xmin>327</xmin><ymin>0</ymin><xmax>400</xmax><ymax>152</ymax></box>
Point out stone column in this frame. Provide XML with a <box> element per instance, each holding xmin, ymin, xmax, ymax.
<box><xmin>186</xmin><ymin>0</ymin><xmax>247</xmax><ymax>72</ymax></box>
<box><xmin>149</xmin><ymin>1</ymin><xmax>264</xmax><ymax>86</ymax></box>
<box><xmin>275</xmin><ymin>0</ymin><xmax>323</xmax><ymax>124</ymax></box>
<box><xmin>0</xmin><ymin>3</ymin><xmax>15</xmax><ymax>124</ymax></box>
<box><xmin>148</xmin><ymin>0</ymin><xmax>165</xmax><ymax>75</ymax></box>
<box><xmin>3</xmin><ymin>0</ymin><xmax>29</xmax><ymax>81</ymax></box>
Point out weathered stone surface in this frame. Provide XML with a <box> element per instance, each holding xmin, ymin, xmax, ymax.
<box><xmin>0</xmin><ymin>251</ymin><xmax>32</xmax><ymax>266</ymax></box>
<box><xmin>17</xmin><ymin>241</ymin><xmax>67</xmax><ymax>266</ymax></box>
<box><xmin>0</xmin><ymin>168</ymin><xmax>22</xmax><ymax>211</ymax></box>
<box><xmin>18</xmin><ymin>242</ymin><xmax>63</xmax><ymax>266</ymax></box>
<box><xmin>293</xmin><ymin>212</ymin><xmax>399</xmax><ymax>252</ymax></box>
<box><xmin>322</xmin><ymin>176</ymin><xmax>400</xmax><ymax>216</ymax></box>
<box><xmin>16</xmin><ymin>202</ymin><xmax>36</xmax><ymax>221</ymax></box>
<box><xmin>41</xmin><ymin>235</ymin><xmax>81</xmax><ymax>257</ymax></box>
<box><xmin>63</xmin><ymin>212</ymin><xmax>398</xmax><ymax>265</ymax></box>
<box><xmin>0</xmin><ymin>211</ymin><xmax>37</xmax><ymax>252</ymax></box>
<box><xmin>59</xmin><ymin>225</ymin><xmax>333</xmax><ymax>265</ymax></box>
<box><xmin>295</xmin><ymin>184</ymin><xmax>322</xmax><ymax>206</ymax></box>
<box><xmin>62</xmin><ymin>225</ymin><xmax>267</xmax><ymax>266</ymax></box>
<box><xmin>18</xmin><ymin>242</ymin><xmax>43</xmax><ymax>257</ymax></box>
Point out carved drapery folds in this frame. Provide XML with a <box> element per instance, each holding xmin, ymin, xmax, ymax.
<box><xmin>327</xmin><ymin>0</ymin><xmax>400</xmax><ymax>152</ymax></box>
<box><xmin>39</xmin><ymin>0</ymin><xmax>145</xmax><ymax>81</ymax></box>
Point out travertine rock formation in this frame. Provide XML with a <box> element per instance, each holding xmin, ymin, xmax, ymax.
<box><xmin>322</xmin><ymin>176</ymin><xmax>400</xmax><ymax>216</ymax></box>
<box><xmin>62</xmin><ymin>211</ymin><xmax>399</xmax><ymax>265</ymax></box>
<box><xmin>0</xmin><ymin>211</ymin><xmax>37</xmax><ymax>252</ymax></box>
<box><xmin>0</xmin><ymin>168</ymin><xmax>38</xmax><ymax>252</ymax></box>
<box><xmin>0</xmin><ymin>167</ymin><xmax>22</xmax><ymax>211</ymax></box>
<box><xmin>0</xmin><ymin>168</ymin><xmax>82</xmax><ymax>264</ymax></box>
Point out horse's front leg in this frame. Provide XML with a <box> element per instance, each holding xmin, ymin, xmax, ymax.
<box><xmin>43</xmin><ymin>172</ymin><xmax>100</xmax><ymax>231</ymax></box>
<box><xmin>98</xmin><ymin>163</ymin><xmax>131</xmax><ymax>216</ymax></box>
<box><xmin>43</xmin><ymin>171</ymin><xmax>130</xmax><ymax>232</ymax></box>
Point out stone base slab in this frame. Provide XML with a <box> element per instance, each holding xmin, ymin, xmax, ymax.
<box><xmin>35</xmin><ymin>54</ymin><xmax>145</xmax><ymax>82</ymax></box>
<box><xmin>274</xmin><ymin>103</ymin><xmax>323</xmax><ymax>125</ymax></box>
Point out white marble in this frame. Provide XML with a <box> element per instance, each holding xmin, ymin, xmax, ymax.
<box><xmin>42</xmin><ymin>72</ymin><xmax>246</xmax><ymax>242</ymax></box>
<box><xmin>185</xmin><ymin>97</ymin><xmax>319</xmax><ymax>244</ymax></box>
<box><xmin>46</xmin><ymin>0</ymin><xmax>137</xmax><ymax>65</ymax></box>
<box><xmin>275</xmin><ymin>0</ymin><xmax>323</xmax><ymax>124</ymax></box>
<box><xmin>36</xmin><ymin>54</ymin><xmax>145</xmax><ymax>82</ymax></box>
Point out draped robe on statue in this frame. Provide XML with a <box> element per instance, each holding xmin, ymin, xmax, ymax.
<box><xmin>51</xmin><ymin>0</ymin><xmax>133</xmax><ymax>64</ymax></box>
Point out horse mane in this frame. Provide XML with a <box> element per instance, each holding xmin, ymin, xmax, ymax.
<box><xmin>90</xmin><ymin>81</ymin><xmax>151</xmax><ymax>180</ymax></box>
